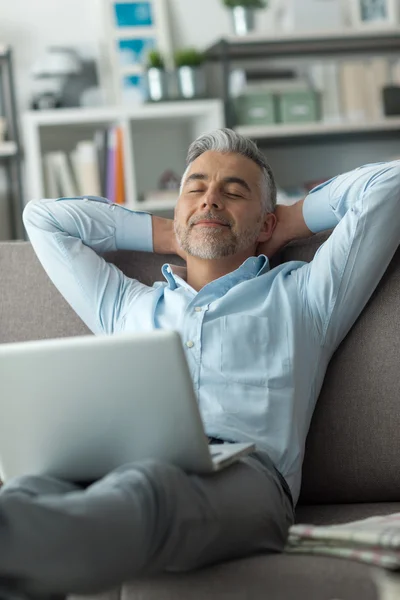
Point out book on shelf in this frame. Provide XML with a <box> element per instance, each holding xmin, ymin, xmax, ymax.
<box><xmin>72</xmin><ymin>141</ymin><xmax>102</xmax><ymax>197</ymax></box>
<box><xmin>106</xmin><ymin>128</ymin><xmax>116</xmax><ymax>203</ymax></box>
<box><xmin>94</xmin><ymin>128</ymin><xmax>108</xmax><ymax>197</ymax></box>
<box><xmin>365</xmin><ymin>58</ymin><xmax>389</xmax><ymax>120</ymax></box>
<box><xmin>306</xmin><ymin>58</ymin><xmax>391</xmax><ymax>126</ymax></box>
<box><xmin>333</xmin><ymin>58</ymin><xmax>389</xmax><ymax>124</ymax></box>
<box><xmin>115</xmin><ymin>127</ymin><xmax>125</xmax><ymax>206</ymax></box>
<box><xmin>44</xmin><ymin>126</ymin><xmax>126</xmax><ymax>203</ymax></box>
<box><xmin>339</xmin><ymin>61</ymin><xmax>368</xmax><ymax>123</ymax></box>
<box><xmin>44</xmin><ymin>152</ymin><xmax>78</xmax><ymax>198</ymax></box>
<box><xmin>309</xmin><ymin>61</ymin><xmax>339</xmax><ymax>123</ymax></box>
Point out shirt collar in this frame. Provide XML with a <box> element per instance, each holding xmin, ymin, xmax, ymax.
<box><xmin>162</xmin><ymin>255</ymin><xmax>270</xmax><ymax>292</ymax></box>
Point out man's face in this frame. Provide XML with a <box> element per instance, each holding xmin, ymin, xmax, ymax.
<box><xmin>174</xmin><ymin>151</ymin><xmax>269</xmax><ymax>260</ymax></box>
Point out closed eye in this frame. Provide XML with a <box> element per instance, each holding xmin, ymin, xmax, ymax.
<box><xmin>226</xmin><ymin>192</ymin><xmax>243</xmax><ymax>198</ymax></box>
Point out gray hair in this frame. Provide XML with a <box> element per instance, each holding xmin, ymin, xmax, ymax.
<box><xmin>180</xmin><ymin>128</ymin><xmax>277</xmax><ymax>214</ymax></box>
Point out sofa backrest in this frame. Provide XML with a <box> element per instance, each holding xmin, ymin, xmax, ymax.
<box><xmin>1</xmin><ymin>239</ymin><xmax>400</xmax><ymax>505</ymax></box>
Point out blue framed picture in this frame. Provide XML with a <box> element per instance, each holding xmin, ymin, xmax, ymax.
<box><xmin>122</xmin><ymin>74</ymin><xmax>146</xmax><ymax>102</ymax></box>
<box><xmin>114</xmin><ymin>2</ymin><xmax>154</xmax><ymax>27</ymax></box>
<box><xmin>118</xmin><ymin>38</ymin><xmax>156</xmax><ymax>66</ymax></box>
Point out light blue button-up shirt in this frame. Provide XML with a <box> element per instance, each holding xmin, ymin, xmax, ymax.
<box><xmin>23</xmin><ymin>161</ymin><xmax>400</xmax><ymax>506</ymax></box>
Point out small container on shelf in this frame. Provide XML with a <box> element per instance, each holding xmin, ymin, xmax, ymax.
<box><xmin>234</xmin><ymin>91</ymin><xmax>277</xmax><ymax>126</ymax></box>
<box><xmin>382</xmin><ymin>86</ymin><xmax>400</xmax><ymax>116</ymax></box>
<box><xmin>278</xmin><ymin>90</ymin><xmax>320</xmax><ymax>124</ymax></box>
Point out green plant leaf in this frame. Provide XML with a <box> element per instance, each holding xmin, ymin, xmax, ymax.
<box><xmin>147</xmin><ymin>49</ymin><xmax>165</xmax><ymax>69</ymax></box>
<box><xmin>174</xmin><ymin>48</ymin><xmax>205</xmax><ymax>68</ymax></box>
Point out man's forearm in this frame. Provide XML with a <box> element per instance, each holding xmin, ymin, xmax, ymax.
<box><xmin>286</xmin><ymin>199</ymin><xmax>314</xmax><ymax>242</ymax></box>
<box><xmin>152</xmin><ymin>216</ymin><xmax>178</xmax><ymax>255</ymax></box>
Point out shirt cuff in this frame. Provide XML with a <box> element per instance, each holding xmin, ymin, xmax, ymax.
<box><xmin>302</xmin><ymin>184</ymin><xmax>339</xmax><ymax>234</ymax></box>
<box><xmin>115</xmin><ymin>208</ymin><xmax>153</xmax><ymax>252</ymax></box>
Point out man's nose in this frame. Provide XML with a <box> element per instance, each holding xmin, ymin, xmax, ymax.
<box><xmin>202</xmin><ymin>187</ymin><xmax>223</xmax><ymax>210</ymax></box>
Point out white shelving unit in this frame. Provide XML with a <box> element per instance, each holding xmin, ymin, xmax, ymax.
<box><xmin>22</xmin><ymin>99</ymin><xmax>224</xmax><ymax>212</ymax></box>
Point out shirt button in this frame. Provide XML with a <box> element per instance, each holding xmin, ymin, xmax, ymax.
<box><xmin>186</xmin><ymin>341</ymin><xmax>194</xmax><ymax>348</ymax></box>
<box><xmin>194</xmin><ymin>307</ymin><xmax>202</xmax><ymax>312</ymax></box>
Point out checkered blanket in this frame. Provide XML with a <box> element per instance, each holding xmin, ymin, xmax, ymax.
<box><xmin>285</xmin><ymin>513</ymin><xmax>400</xmax><ymax>569</ymax></box>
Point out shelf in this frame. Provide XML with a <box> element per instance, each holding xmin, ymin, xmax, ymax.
<box><xmin>207</xmin><ymin>28</ymin><xmax>400</xmax><ymax>60</ymax></box>
<box><xmin>23</xmin><ymin>99</ymin><xmax>224</xmax><ymax>209</ymax></box>
<box><xmin>23</xmin><ymin>100</ymin><xmax>223</xmax><ymax>127</ymax></box>
<box><xmin>235</xmin><ymin>117</ymin><xmax>400</xmax><ymax>141</ymax></box>
<box><xmin>0</xmin><ymin>141</ymin><xmax>17</xmax><ymax>158</ymax></box>
<box><xmin>23</xmin><ymin>107</ymin><xmax>121</xmax><ymax>126</ymax></box>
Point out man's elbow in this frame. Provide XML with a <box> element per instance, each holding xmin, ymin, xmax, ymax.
<box><xmin>22</xmin><ymin>199</ymin><xmax>57</xmax><ymax>234</ymax></box>
<box><xmin>369</xmin><ymin>162</ymin><xmax>400</xmax><ymax>204</ymax></box>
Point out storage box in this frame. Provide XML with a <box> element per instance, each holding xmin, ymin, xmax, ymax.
<box><xmin>234</xmin><ymin>92</ymin><xmax>277</xmax><ymax>126</ymax></box>
<box><xmin>383</xmin><ymin>86</ymin><xmax>400</xmax><ymax>116</ymax></box>
<box><xmin>278</xmin><ymin>90</ymin><xmax>319</xmax><ymax>124</ymax></box>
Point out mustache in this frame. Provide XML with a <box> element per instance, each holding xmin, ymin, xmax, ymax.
<box><xmin>189</xmin><ymin>212</ymin><xmax>232</xmax><ymax>227</ymax></box>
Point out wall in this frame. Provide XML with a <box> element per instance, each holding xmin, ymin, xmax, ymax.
<box><xmin>0</xmin><ymin>0</ymin><xmax>355</xmax><ymax>238</ymax></box>
<box><xmin>0</xmin><ymin>0</ymin><xmax>343</xmax><ymax>112</ymax></box>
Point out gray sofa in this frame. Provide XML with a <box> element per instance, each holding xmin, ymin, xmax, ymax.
<box><xmin>1</xmin><ymin>233</ymin><xmax>400</xmax><ymax>600</ymax></box>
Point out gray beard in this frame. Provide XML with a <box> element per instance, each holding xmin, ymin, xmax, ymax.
<box><xmin>174</xmin><ymin>222</ymin><xmax>262</xmax><ymax>260</ymax></box>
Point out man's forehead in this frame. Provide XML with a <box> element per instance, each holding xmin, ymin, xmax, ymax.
<box><xmin>188</xmin><ymin>151</ymin><xmax>261</xmax><ymax>182</ymax></box>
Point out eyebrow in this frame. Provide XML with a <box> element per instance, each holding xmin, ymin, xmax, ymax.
<box><xmin>185</xmin><ymin>173</ymin><xmax>251</xmax><ymax>193</ymax></box>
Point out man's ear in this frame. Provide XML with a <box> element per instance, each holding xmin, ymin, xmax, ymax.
<box><xmin>257</xmin><ymin>212</ymin><xmax>277</xmax><ymax>243</ymax></box>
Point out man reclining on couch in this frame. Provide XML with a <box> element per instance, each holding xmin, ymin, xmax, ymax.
<box><xmin>1</xmin><ymin>128</ymin><xmax>399</xmax><ymax>599</ymax></box>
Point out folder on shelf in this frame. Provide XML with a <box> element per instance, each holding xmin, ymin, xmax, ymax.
<box><xmin>321</xmin><ymin>62</ymin><xmax>342</xmax><ymax>123</ymax></box>
<box><xmin>106</xmin><ymin>127</ymin><xmax>117</xmax><ymax>203</ymax></box>
<box><xmin>72</xmin><ymin>141</ymin><xmax>102</xmax><ymax>197</ymax></box>
<box><xmin>44</xmin><ymin>153</ymin><xmax>60</xmax><ymax>199</ymax></box>
<box><xmin>45</xmin><ymin>151</ymin><xmax>78</xmax><ymax>198</ymax></box>
<box><xmin>94</xmin><ymin>128</ymin><xmax>109</xmax><ymax>198</ymax></box>
<box><xmin>364</xmin><ymin>58</ymin><xmax>389</xmax><ymax>121</ymax></box>
<box><xmin>114</xmin><ymin>126</ymin><xmax>125</xmax><ymax>205</ymax></box>
<box><xmin>339</xmin><ymin>61</ymin><xmax>368</xmax><ymax>123</ymax></box>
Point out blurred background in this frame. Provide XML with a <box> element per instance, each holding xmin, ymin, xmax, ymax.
<box><xmin>1</xmin><ymin>0</ymin><xmax>400</xmax><ymax>240</ymax></box>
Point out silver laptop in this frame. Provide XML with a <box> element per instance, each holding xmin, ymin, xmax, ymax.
<box><xmin>0</xmin><ymin>330</ymin><xmax>255</xmax><ymax>482</ymax></box>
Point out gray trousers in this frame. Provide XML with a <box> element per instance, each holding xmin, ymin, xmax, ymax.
<box><xmin>0</xmin><ymin>449</ymin><xmax>294</xmax><ymax>599</ymax></box>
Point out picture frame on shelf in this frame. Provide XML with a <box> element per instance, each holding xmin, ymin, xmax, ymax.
<box><xmin>349</xmin><ymin>0</ymin><xmax>398</xmax><ymax>28</ymax></box>
<box><xmin>103</xmin><ymin>0</ymin><xmax>173</xmax><ymax>105</ymax></box>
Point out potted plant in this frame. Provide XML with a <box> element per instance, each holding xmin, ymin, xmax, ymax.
<box><xmin>174</xmin><ymin>48</ymin><xmax>206</xmax><ymax>100</ymax></box>
<box><xmin>223</xmin><ymin>0</ymin><xmax>267</xmax><ymax>36</ymax></box>
<box><xmin>145</xmin><ymin>49</ymin><xmax>167</xmax><ymax>102</ymax></box>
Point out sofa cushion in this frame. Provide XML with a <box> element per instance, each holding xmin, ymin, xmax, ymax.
<box><xmin>282</xmin><ymin>235</ymin><xmax>400</xmax><ymax>505</ymax></box>
<box><xmin>119</xmin><ymin>554</ymin><xmax>380</xmax><ymax>600</ymax></box>
<box><xmin>0</xmin><ymin>242</ymin><xmax>90</xmax><ymax>343</ymax></box>
<box><xmin>118</xmin><ymin>497</ymin><xmax>400</xmax><ymax>600</ymax></box>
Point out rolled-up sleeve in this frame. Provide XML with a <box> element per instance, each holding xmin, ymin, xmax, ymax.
<box><xmin>298</xmin><ymin>161</ymin><xmax>400</xmax><ymax>349</ymax></box>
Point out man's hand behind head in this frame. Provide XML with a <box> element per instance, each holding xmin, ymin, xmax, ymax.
<box><xmin>257</xmin><ymin>200</ymin><xmax>312</xmax><ymax>259</ymax></box>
